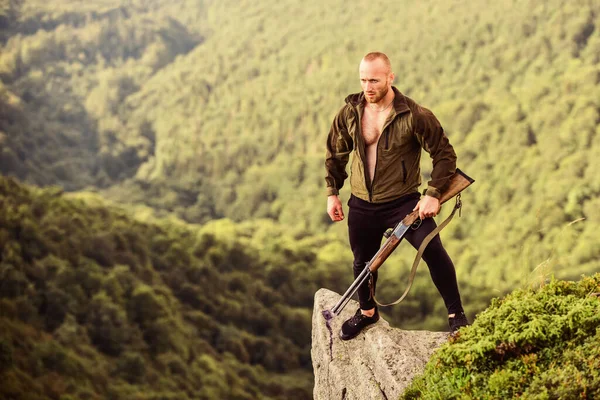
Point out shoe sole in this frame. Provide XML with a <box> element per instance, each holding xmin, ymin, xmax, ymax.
<box><xmin>339</xmin><ymin>318</ymin><xmax>380</xmax><ymax>341</ymax></box>
<box><xmin>339</xmin><ymin>330</ymin><xmax>361</xmax><ymax>341</ymax></box>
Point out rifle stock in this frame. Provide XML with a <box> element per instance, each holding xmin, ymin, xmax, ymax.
<box><xmin>368</xmin><ymin>234</ymin><xmax>403</xmax><ymax>273</ymax></box>
<box><xmin>439</xmin><ymin>169</ymin><xmax>475</xmax><ymax>204</ymax></box>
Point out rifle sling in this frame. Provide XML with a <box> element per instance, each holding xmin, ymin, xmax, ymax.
<box><xmin>371</xmin><ymin>195</ymin><xmax>462</xmax><ymax>307</ymax></box>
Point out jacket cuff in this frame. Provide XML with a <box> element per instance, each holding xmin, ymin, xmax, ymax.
<box><xmin>327</xmin><ymin>187</ymin><xmax>339</xmax><ymax>196</ymax></box>
<box><xmin>423</xmin><ymin>187</ymin><xmax>441</xmax><ymax>199</ymax></box>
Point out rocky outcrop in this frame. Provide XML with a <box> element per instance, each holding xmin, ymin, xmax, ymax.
<box><xmin>311</xmin><ymin>289</ymin><xmax>448</xmax><ymax>400</ymax></box>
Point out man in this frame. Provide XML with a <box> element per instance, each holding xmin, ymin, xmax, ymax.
<box><xmin>325</xmin><ymin>52</ymin><xmax>468</xmax><ymax>340</ymax></box>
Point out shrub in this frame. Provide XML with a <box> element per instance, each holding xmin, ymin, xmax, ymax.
<box><xmin>0</xmin><ymin>338</ymin><xmax>13</xmax><ymax>371</ymax></box>
<box><xmin>87</xmin><ymin>292</ymin><xmax>131</xmax><ymax>356</ymax></box>
<box><xmin>403</xmin><ymin>274</ymin><xmax>600</xmax><ymax>399</ymax></box>
<box><xmin>128</xmin><ymin>284</ymin><xmax>169</xmax><ymax>327</ymax></box>
<box><xmin>156</xmin><ymin>352</ymin><xmax>187</xmax><ymax>377</ymax></box>
<box><xmin>114</xmin><ymin>351</ymin><xmax>146</xmax><ymax>384</ymax></box>
<box><xmin>31</xmin><ymin>340</ymin><xmax>83</xmax><ymax>378</ymax></box>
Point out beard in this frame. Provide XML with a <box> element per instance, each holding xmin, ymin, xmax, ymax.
<box><xmin>365</xmin><ymin>83</ymin><xmax>389</xmax><ymax>104</ymax></box>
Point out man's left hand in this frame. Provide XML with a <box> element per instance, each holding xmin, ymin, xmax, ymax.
<box><xmin>413</xmin><ymin>195</ymin><xmax>441</xmax><ymax>220</ymax></box>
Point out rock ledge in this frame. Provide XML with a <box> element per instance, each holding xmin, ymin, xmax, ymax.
<box><xmin>311</xmin><ymin>288</ymin><xmax>448</xmax><ymax>400</ymax></box>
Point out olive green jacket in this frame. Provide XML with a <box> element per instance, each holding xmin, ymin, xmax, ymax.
<box><xmin>325</xmin><ymin>87</ymin><xmax>457</xmax><ymax>203</ymax></box>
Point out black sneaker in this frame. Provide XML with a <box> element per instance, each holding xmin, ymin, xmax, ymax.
<box><xmin>340</xmin><ymin>308</ymin><xmax>380</xmax><ymax>341</ymax></box>
<box><xmin>448</xmin><ymin>311</ymin><xmax>469</xmax><ymax>333</ymax></box>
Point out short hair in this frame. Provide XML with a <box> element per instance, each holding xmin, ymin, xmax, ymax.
<box><xmin>362</xmin><ymin>52</ymin><xmax>392</xmax><ymax>73</ymax></box>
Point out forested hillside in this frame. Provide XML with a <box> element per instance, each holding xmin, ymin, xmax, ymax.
<box><xmin>0</xmin><ymin>175</ymin><xmax>352</xmax><ymax>399</ymax></box>
<box><xmin>0</xmin><ymin>0</ymin><xmax>205</xmax><ymax>191</ymax></box>
<box><xmin>1</xmin><ymin>0</ymin><xmax>599</xmax><ymax>350</ymax></box>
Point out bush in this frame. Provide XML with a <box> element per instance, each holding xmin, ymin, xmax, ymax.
<box><xmin>114</xmin><ymin>351</ymin><xmax>146</xmax><ymax>384</ymax></box>
<box><xmin>128</xmin><ymin>284</ymin><xmax>168</xmax><ymax>328</ymax></box>
<box><xmin>403</xmin><ymin>274</ymin><xmax>600</xmax><ymax>399</ymax></box>
<box><xmin>87</xmin><ymin>292</ymin><xmax>131</xmax><ymax>356</ymax></box>
<box><xmin>0</xmin><ymin>338</ymin><xmax>13</xmax><ymax>371</ymax></box>
<box><xmin>156</xmin><ymin>352</ymin><xmax>187</xmax><ymax>377</ymax></box>
<box><xmin>31</xmin><ymin>340</ymin><xmax>83</xmax><ymax>378</ymax></box>
<box><xmin>0</xmin><ymin>262</ymin><xmax>28</xmax><ymax>298</ymax></box>
<box><xmin>142</xmin><ymin>317</ymin><xmax>183</xmax><ymax>356</ymax></box>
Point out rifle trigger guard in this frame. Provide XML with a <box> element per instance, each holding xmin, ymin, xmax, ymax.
<box><xmin>411</xmin><ymin>219</ymin><xmax>422</xmax><ymax>230</ymax></box>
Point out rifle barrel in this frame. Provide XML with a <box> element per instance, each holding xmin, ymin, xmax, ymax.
<box><xmin>328</xmin><ymin>220</ymin><xmax>412</xmax><ymax>316</ymax></box>
<box><xmin>330</xmin><ymin>266</ymin><xmax>371</xmax><ymax>315</ymax></box>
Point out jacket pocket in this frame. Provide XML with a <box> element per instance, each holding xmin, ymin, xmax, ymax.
<box><xmin>401</xmin><ymin>160</ymin><xmax>407</xmax><ymax>184</ymax></box>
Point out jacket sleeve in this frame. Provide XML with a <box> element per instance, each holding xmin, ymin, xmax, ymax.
<box><xmin>413</xmin><ymin>105</ymin><xmax>457</xmax><ymax>199</ymax></box>
<box><xmin>325</xmin><ymin>106</ymin><xmax>354</xmax><ymax>196</ymax></box>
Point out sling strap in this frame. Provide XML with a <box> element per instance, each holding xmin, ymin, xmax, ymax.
<box><xmin>371</xmin><ymin>194</ymin><xmax>463</xmax><ymax>307</ymax></box>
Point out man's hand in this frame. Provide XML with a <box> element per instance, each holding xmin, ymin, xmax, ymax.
<box><xmin>327</xmin><ymin>195</ymin><xmax>345</xmax><ymax>222</ymax></box>
<box><xmin>413</xmin><ymin>195</ymin><xmax>441</xmax><ymax>220</ymax></box>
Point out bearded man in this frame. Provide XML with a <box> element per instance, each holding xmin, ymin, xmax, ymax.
<box><xmin>324</xmin><ymin>52</ymin><xmax>468</xmax><ymax>340</ymax></box>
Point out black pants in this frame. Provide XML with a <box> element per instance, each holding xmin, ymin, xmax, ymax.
<box><xmin>348</xmin><ymin>193</ymin><xmax>463</xmax><ymax>314</ymax></box>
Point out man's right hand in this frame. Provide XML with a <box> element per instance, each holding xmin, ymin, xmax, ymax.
<box><xmin>327</xmin><ymin>195</ymin><xmax>344</xmax><ymax>222</ymax></box>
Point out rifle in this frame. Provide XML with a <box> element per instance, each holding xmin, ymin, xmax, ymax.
<box><xmin>322</xmin><ymin>168</ymin><xmax>474</xmax><ymax>321</ymax></box>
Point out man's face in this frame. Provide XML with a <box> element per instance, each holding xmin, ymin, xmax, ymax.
<box><xmin>359</xmin><ymin>59</ymin><xmax>393</xmax><ymax>104</ymax></box>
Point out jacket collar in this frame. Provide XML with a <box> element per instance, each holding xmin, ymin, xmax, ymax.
<box><xmin>345</xmin><ymin>86</ymin><xmax>410</xmax><ymax>115</ymax></box>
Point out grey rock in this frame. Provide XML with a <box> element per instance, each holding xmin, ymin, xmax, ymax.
<box><xmin>311</xmin><ymin>288</ymin><xmax>449</xmax><ymax>400</ymax></box>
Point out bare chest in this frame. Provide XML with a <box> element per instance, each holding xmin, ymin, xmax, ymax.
<box><xmin>361</xmin><ymin>109</ymin><xmax>391</xmax><ymax>146</ymax></box>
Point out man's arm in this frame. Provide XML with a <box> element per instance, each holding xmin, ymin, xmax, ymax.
<box><xmin>413</xmin><ymin>105</ymin><xmax>457</xmax><ymax>199</ymax></box>
<box><xmin>412</xmin><ymin>105</ymin><xmax>457</xmax><ymax>219</ymax></box>
<box><xmin>325</xmin><ymin>106</ymin><xmax>353</xmax><ymax>196</ymax></box>
<box><xmin>325</xmin><ymin>107</ymin><xmax>353</xmax><ymax>221</ymax></box>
